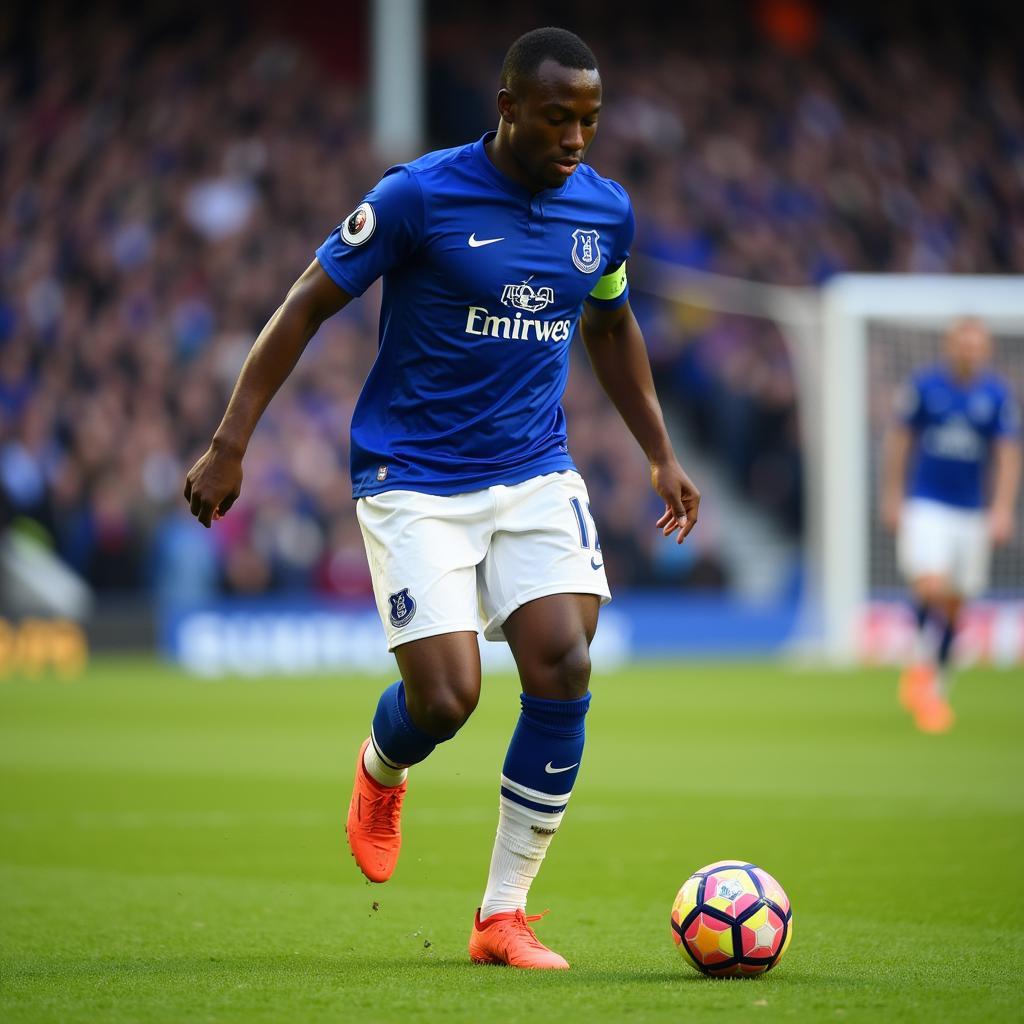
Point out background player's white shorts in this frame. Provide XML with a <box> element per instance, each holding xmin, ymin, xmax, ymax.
<box><xmin>356</xmin><ymin>471</ymin><xmax>612</xmax><ymax>650</ymax></box>
<box><xmin>897</xmin><ymin>498</ymin><xmax>991</xmax><ymax>598</ymax></box>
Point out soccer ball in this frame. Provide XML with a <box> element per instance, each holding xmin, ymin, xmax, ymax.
<box><xmin>671</xmin><ymin>860</ymin><xmax>793</xmax><ymax>977</ymax></box>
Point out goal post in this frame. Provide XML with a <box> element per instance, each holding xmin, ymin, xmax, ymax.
<box><xmin>822</xmin><ymin>275</ymin><xmax>1024</xmax><ymax>662</ymax></box>
<box><xmin>629</xmin><ymin>257</ymin><xmax>1024</xmax><ymax>664</ymax></box>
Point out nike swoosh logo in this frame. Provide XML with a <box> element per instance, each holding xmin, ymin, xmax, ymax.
<box><xmin>468</xmin><ymin>233</ymin><xmax>504</xmax><ymax>247</ymax></box>
<box><xmin>590</xmin><ymin>557</ymin><xmax>603</xmax><ymax>570</ymax></box>
<box><xmin>544</xmin><ymin>761</ymin><xmax>579</xmax><ymax>774</ymax></box>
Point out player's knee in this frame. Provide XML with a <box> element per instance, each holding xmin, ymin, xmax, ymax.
<box><xmin>913</xmin><ymin>575</ymin><xmax>947</xmax><ymax>606</ymax></box>
<box><xmin>409</xmin><ymin>683</ymin><xmax>479</xmax><ymax>738</ymax></box>
<box><xmin>540</xmin><ymin>636</ymin><xmax>592</xmax><ymax>701</ymax></box>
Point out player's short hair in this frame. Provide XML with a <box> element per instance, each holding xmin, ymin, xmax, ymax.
<box><xmin>947</xmin><ymin>315</ymin><xmax>988</xmax><ymax>337</ymax></box>
<box><xmin>501</xmin><ymin>27</ymin><xmax>598</xmax><ymax>94</ymax></box>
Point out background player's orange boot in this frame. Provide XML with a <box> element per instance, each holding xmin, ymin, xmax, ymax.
<box><xmin>469</xmin><ymin>909</ymin><xmax>569</xmax><ymax>969</ymax></box>
<box><xmin>346</xmin><ymin>739</ymin><xmax>406</xmax><ymax>882</ymax></box>
<box><xmin>914</xmin><ymin>696</ymin><xmax>955</xmax><ymax>734</ymax></box>
<box><xmin>898</xmin><ymin>664</ymin><xmax>934</xmax><ymax>712</ymax></box>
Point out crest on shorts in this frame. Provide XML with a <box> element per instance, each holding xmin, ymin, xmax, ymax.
<box><xmin>341</xmin><ymin>202</ymin><xmax>376</xmax><ymax>246</ymax></box>
<box><xmin>388</xmin><ymin>588</ymin><xmax>416</xmax><ymax>628</ymax></box>
<box><xmin>571</xmin><ymin>229</ymin><xmax>601</xmax><ymax>273</ymax></box>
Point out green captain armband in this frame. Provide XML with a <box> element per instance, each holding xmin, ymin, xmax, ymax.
<box><xmin>588</xmin><ymin>262</ymin><xmax>628</xmax><ymax>302</ymax></box>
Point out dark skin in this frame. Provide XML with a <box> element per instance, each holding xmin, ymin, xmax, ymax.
<box><xmin>184</xmin><ymin>58</ymin><xmax>699</xmax><ymax>734</ymax></box>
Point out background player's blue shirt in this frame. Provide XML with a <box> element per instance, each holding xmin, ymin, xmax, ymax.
<box><xmin>898</xmin><ymin>365</ymin><xmax>1019</xmax><ymax>509</ymax></box>
<box><xmin>316</xmin><ymin>131</ymin><xmax>634</xmax><ymax>497</ymax></box>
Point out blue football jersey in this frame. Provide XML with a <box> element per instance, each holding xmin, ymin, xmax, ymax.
<box><xmin>898</xmin><ymin>365</ymin><xmax>1019</xmax><ymax>508</ymax></box>
<box><xmin>315</xmin><ymin>131</ymin><xmax>634</xmax><ymax>497</ymax></box>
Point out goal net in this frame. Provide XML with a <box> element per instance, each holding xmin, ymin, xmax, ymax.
<box><xmin>866</xmin><ymin>321</ymin><xmax>1024</xmax><ymax>595</ymax></box>
<box><xmin>822</xmin><ymin>276</ymin><xmax>1024</xmax><ymax>665</ymax></box>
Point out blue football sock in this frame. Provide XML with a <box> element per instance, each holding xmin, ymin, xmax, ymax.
<box><xmin>911</xmin><ymin>601</ymin><xmax>936</xmax><ymax>665</ymax></box>
<box><xmin>369</xmin><ymin>680</ymin><xmax>454</xmax><ymax>770</ymax></box>
<box><xmin>914</xmin><ymin>601</ymin><xmax>929</xmax><ymax>631</ymax></box>
<box><xmin>481</xmin><ymin>692</ymin><xmax>591</xmax><ymax>917</ymax></box>
<box><xmin>937</xmin><ymin>620</ymin><xmax>955</xmax><ymax>668</ymax></box>
<box><xmin>501</xmin><ymin>692</ymin><xmax>590</xmax><ymax>799</ymax></box>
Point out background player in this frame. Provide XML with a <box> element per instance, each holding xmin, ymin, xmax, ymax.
<box><xmin>880</xmin><ymin>317</ymin><xmax>1021</xmax><ymax>732</ymax></box>
<box><xmin>183</xmin><ymin>28</ymin><xmax>699</xmax><ymax>968</ymax></box>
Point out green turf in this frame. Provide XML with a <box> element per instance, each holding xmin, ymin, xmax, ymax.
<box><xmin>1</xmin><ymin>656</ymin><xmax>1021</xmax><ymax>1023</ymax></box>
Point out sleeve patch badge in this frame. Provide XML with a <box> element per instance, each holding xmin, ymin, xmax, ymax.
<box><xmin>341</xmin><ymin>202</ymin><xmax>376</xmax><ymax>246</ymax></box>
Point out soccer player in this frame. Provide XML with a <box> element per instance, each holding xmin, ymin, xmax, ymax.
<box><xmin>880</xmin><ymin>318</ymin><xmax>1020</xmax><ymax>733</ymax></box>
<box><xmin>183</xmin><ymin>28</ymin><xmax>700</xmax><ymax>968</ymax></box>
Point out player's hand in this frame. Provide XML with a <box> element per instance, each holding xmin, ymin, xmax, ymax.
<box><xmin>651</xmin><ymin>458</ymin><xmax>700</xmax><ymax>544</ymax></box>
<box><xmin>881</xmin><ymin>494</ymin><xmax>901</xmax><ymax>534</ymax></box>
<box><xmin>989</xmin><ymin>506</ymin><xmax>1015</xmax><ymax>546</ymax></box>
<box><xmin>183</xmin><ymin>441</ymin><xmax>243</xmax><ymax>528</ymax></box>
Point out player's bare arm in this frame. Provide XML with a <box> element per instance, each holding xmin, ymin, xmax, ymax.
<box><xmin>989</xmin><ymin>437</ymin><xmax>1021</xmax><ymax>545</ymax></box>
<box><xmin>580</xmin><ymin>297</ymin><xmax>699</xmax><ymax>542</ymax></box>
<box><xmin>183</xmin><ymin>260</ymin><xmax>351</xmax><ymax>527</ymax></box>
<box><xmin>880</xmin><ymin>423</ymin><xmax>912</xmax><ymax>533</ymax></box>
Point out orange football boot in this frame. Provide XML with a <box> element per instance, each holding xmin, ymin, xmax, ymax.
<box><xmin>914</xmin><ymin>696</ymin><xmax>955</xmax><ymax>734</ymax></box>
<box><xmin>469</xmin><ymin>909</ymin><xmax>569</xmax><ymax>970</ymax></box>
<box><xmin>898</xmin><ymin>664</ymin><xmax>935</xmax><ymax>712</ymax></box>
<box><xmin>345</xmin><ymin>738</ymin><xmax>406</xmax><ymax>882</ymax></box>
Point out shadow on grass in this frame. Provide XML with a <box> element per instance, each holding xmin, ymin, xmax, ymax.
<box><xmin>411</xmin><ymin>960</ymin><xmax>835</xmax><ymax>989</ymax></box>
<box><xmin>6</xmin><ymin>954</ymin><xmax>825</xmax><ymax>990</ymax></box>
<box><xmin>419</xmin><ymin>959</ymin><xmax>733</xmax><ymax>984</ymax></box>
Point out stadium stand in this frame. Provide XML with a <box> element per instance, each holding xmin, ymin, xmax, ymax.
<box><xmin>1</xmin><ymin>1</ymin><xmax>1021</xmax><ymax>603</ymax></box>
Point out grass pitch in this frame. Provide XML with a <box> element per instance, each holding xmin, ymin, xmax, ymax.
<box><xmin>1</xmin><ymin>656</ymin><xmax>1022</xmax><ymax>1023</ymax></box>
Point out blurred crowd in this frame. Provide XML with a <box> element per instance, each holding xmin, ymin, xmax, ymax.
<box><xmin>1</xmin><ymin>4</ymin><xmax>384</xmax><ymax>605</ymax></box>
<box><xmin>1</xmin><ymin>1</ymin><xmax>1021</xmax><ymax>604</ymax></box>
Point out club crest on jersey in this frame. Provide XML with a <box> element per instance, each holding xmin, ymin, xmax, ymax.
<box><xmin>571</xmin><ymin>229</ymin><xmax>601</xmax><ymax>273</ymax></box>
<box><xmin>341</xmin><ymin>202</ymin><xmax>376</xmax><ymax>246</ymax></box>
<box><xmin>968</xmin><ymin>392</ymin><xmax>993</xmax><ymax>424</ymax></box>
<box><xmin>501</xmin><ymin>276</ymin><xmax>554</xmax><ymax>313</ymax></box>
<box><xmin>388</xmin><ymin>588</ymin><xmax>416</xmax><ymax>628</ymax></box>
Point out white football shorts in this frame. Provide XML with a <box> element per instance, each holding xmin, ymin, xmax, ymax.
<box><xmin>897</xmin><ymin>498</ymin><xmax>991</xmax><ymax>597</ymax></box>
<box><xmin>355</xmin><ymin>470</ymin><xmax>612</xmax><ymax>650</ymax></box>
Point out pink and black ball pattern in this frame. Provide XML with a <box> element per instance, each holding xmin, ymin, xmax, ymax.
<box><xmin>671</xmin><ymin>860</ymin><xmax>793</xmax><ymax>977</ymax></box>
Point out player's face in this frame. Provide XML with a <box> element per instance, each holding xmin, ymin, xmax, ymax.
<box><xmin>501</xmin><ymin>60</ymin><xmax>602</xmax><ymax>190</ymax></box>
<box><xmin>946</xmin><ymin>320</ymin><xmax>992</xmax><ymax>379</ymax></box>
